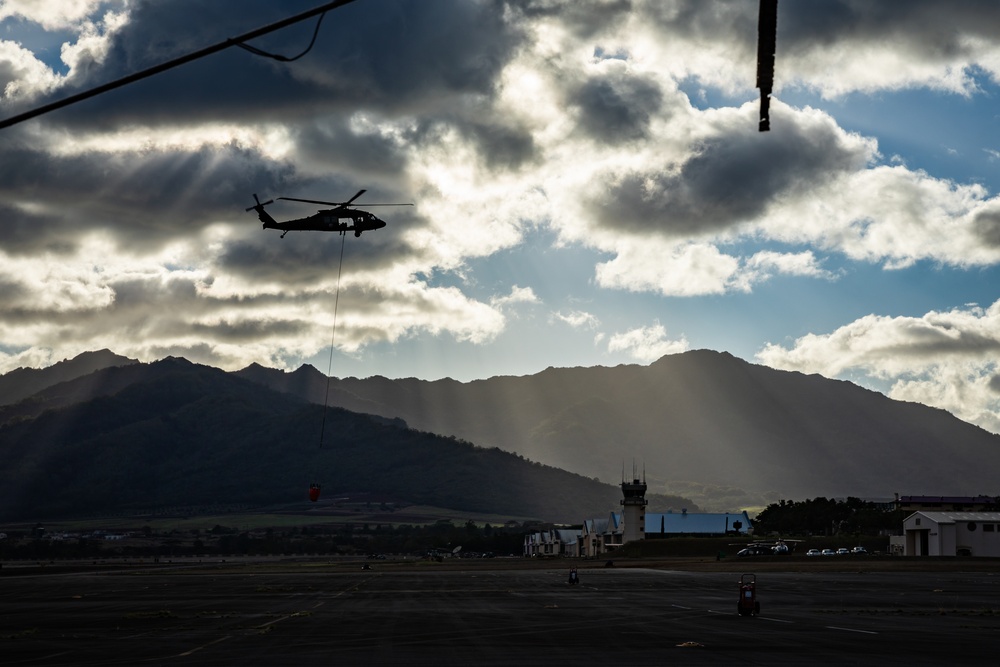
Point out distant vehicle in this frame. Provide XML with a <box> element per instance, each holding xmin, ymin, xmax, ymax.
<box><xmin>851</xmin><ymin>546</ymin><xmax>868</xmax><ymax>555</ymax></box>
<box><xmin>806</xmin><ymin>549</ymin><xmax>821</xmax><ymax>557</ymax></box>
<box><xmin>836</xmin><ymin>547</ymin><xmax>850</xmax><ymax>555</ymax></box>
<box><xmin>772</xmin><ymin>542</ymin><xmax>790</xmax><ymax>555</ymax></box>
<box><xmin>821</xmin><ymin>548</ymin><xmax>836</xmax><ymax>556</ymax></box>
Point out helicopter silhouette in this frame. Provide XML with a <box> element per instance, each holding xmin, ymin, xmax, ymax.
<box><xmin>247</xmin><ymin>189</ymin><xmax>411</xmax><ymax>238</ymax></box>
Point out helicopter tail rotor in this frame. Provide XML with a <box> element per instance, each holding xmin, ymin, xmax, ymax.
<box><xmin>245</xmin><ymin>193</ymin><xmax>274</xmax><ymax>212</ymax></box>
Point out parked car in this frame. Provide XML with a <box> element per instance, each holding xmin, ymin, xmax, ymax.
<box><xmin>806</xmin><ymin>548</ymin><xmax>821</xmax><ymax>557</ymax></box>
<box><xmin>851</xmin><ymin>546</ymin><xmax>868</xmax><ymax>554</ymax></box>
<box><xmin>821</xmin><ymin>548</ymin><xmax>836</xmax><ymax>556</ymax></box>
<box><xmin>836</xmin><ymin>547</ymin><xmax>850</xmax><ymax>555</ymax></box>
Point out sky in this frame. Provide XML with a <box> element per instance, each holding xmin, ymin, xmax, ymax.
<box><xmin>2</xmin><ymin>0</ymin><xmax>1000</xmax><ymax>435</ymax></box>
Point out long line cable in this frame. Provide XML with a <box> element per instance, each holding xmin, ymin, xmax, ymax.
<box><xmin>0</xmin><ymin>0</ymin><xmax>359</xmax><ymax>130</ymax></box>
<box><xmin>318</xmin><ymin>232</ymin><xmax>347</xmax><ymax>449</ymax></box>
<box><xmin>236</xmin><ymin>11</ymin><xmax>327</xmax><ymax>62</ymax></box>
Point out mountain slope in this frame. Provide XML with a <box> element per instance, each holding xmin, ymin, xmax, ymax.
<box><xmin>0</xmin><ymin>358</ymin><xmax>650</xmax><ymax>522</ymax></box>
<box><xmin>0</xmin><ymin>349</ymin><xmax>136</xmax><ymax>406</ymax></box>
<box><xmin>237</xmin><ymin>350</ymin><xmax>1000</xmax><ymax>508</ymax></box>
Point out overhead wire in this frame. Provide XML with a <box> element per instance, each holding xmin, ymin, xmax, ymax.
<box><xmin>0</xmin><ymin>0</ymin><xmax>359</xmax><ymax>130</ymax></box>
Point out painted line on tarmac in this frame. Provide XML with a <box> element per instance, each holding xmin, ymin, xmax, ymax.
<box><xmin>38</xmin><ymin>651</ymin><xmax>73</xmax><ymax>661</ymax></box>
<box><xmin>175</xmin><ymin>634</ymin><xmax>232</xmax><ymax>657</ymax></box>
<box><xmin>671</xmin><ymin>604</ymin><xmax>692</xmax><ymax>610</ymax></box>
<box><xmin>826</xmin><ymin>625</ymin><xmax>878</xmax><ymax>635</ymax></box>
<box><xmin>757</xmin><ymin>616</ymin><xmax>793</xmax><ymax>624</ymax></box>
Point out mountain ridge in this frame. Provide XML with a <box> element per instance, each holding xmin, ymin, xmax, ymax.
<box><xmin>5</xmin><ymin>348</ymin><xmax>998</xmax><ymax>514</ymax></box>
<box><xmin>235</xmin><ymin>349</ymin><xmax>1000</xmax><ymax>509</ymax></box>
<box><xmin>0</xmin><ymin>356</ymin><xmax>692</xmax><ymax>522</ymax></box>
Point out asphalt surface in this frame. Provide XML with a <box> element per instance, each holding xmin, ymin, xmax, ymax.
<box><xmin>3</xmin><ymin>561</ymin><xmax>1000</xmax><ymax>665</ymax></box>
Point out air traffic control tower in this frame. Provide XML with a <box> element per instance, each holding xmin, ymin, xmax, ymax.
<box><xmin>620</xmin><ymin>472</ymin><xmax>648</xmax><ymax>544</ymax></box>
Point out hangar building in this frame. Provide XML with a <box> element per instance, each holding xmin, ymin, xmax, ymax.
<box><xmin>902</xmin><ymin>511</ymin><xmax>1000</xmax><ymax>557</ymax></box>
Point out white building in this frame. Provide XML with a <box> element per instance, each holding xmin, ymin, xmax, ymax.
<box><xmin>523</xmin><ymin>527</ymin><xmax>584</xmax><ymax>557</ymax></box>
<box><xmin>902</xmin><ymin>511</ymin><xmax>1000</xmax><ymax>557</ymax></box>
<box><xmin>580</xmin><ymin>513</ymin><xmax>623</xmax><ymax>557</ymax></box>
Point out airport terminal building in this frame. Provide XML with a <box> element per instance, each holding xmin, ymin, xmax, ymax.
<box><xmin>523</xmin><ymin>475</ymin><xmax>752</xmax><ymax>557</ymax></box>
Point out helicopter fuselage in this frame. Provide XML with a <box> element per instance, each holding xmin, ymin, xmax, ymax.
<box><xmin>260</xmin><ymin>207</ymin><xmax>386</xmax><ymax>237</ymax></box>
<box><xmin>248</xmin><ymin>190</ymin><xmax>404</xmax><ymax>238</ymax></box>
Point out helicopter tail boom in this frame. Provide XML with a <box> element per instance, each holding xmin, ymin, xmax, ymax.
<box><xmin>247</xmin><ymin>193</ymin><xmax>278</xmax><ymax>227</ymax></box>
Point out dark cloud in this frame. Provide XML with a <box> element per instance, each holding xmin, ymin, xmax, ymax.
<box><xmin>0</xmin><ymin>60</ymin><xmax>23</xmax><ymax>96</ymax></box>
<box><xmin>189</xmin><ymin>317</ymin><xmax>309</xmax><ymax>341</ymax></box>
<box><xmin>640</xmin><ymin>0</ymin><xmax>754</xmax><ymax>37</ymax></box>
<box><xmin>460</xmin><ymin>119</ymin><xmax>537</xmax><ymax>170</ymax></box>
<box><xmin>109</xmin><ymin>275</ymin><xmax>198</xmax><ymax>312</ymax></box>
<box><xmin>0</xmin><ymin>275</ymin><xmax>29</xmax><ymax>308</ymax></box>
<box><xmin>973</xmin><ymin>209</ymin><xmax>1000</xmax><ymax>247</ymax></box>
<box><xmin>293</xmin><ymin>118</ymin><xmax>410</xmax><ymax>178</ymax></box>
<box><xmin>0</xmin><ymin>139</ymin><xmax>296</xmax><ymax>253</ymax></box>
<box><xmin>34</xmin><ymin>0</ymin><xmax>524</xmax><ymax>130</ymax></box>
<box><xmin>570</xmin><ymin>71</ymin><xmax>662</xmax><ymax>143</ymax></box>
<box><xmin>506</xmin><ymin>0</ymin><xmax>633</xmax><ymax>38</ymax></box>
<box><xmin>778</xmin><ymin>0</ymin><xmax>1000</xmax><ymax>58</ymax></box>
<box><xmin>400</xmin><ymin>113</ymin><xmax>538</xmax><ymax>170</ymax></box>
<box><xmin>590</xmin><ymin>111</ymin><xmax>867</xmax><ymax>236</ymax></box>
<box><xmin>989</xmin><ymin>374</ymin><xmax>1000</xmax><ymax>394</ymax></box>
<box><xmin>0</xmin><ymin>202</ymin><xmax>79</xmax><ymax>255</ymax></box>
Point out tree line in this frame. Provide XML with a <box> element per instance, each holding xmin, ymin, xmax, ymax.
<box><xmin>752</xmin><ymin>497</ymin><xmax>903</xmax><ymax>536</ymax></box>
<box><xmin>0</xmin><ymin>520</ymin><xmax>528</xmax><ymax>561</ymax></box>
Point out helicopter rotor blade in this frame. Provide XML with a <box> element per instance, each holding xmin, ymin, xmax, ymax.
<box><xmin>277</xmin><ymin>196</ymin><xmax>344</xmax><ymax>206</ymax></box>
<box><xmin>344</xmin><ymin>189</ymin><xmax>367</xmax><ymax>206</ymax></box>
<box><xmin>277</xmin><ymin>196</ymin><xmax>412</xmax><ymax>207</ymax></box>
<box><xmin>276</xmin><ymin>190</ymin><xmax>366</xmax><ymax>208</ymax></box>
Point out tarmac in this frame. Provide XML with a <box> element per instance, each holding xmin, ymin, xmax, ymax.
<box><xmin>3</xmin><ymin>558</ymin><xmax>1000</xmax><ymax>665</ymax></box>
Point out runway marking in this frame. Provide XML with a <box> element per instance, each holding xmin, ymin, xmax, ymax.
<box><xmin>758</xmin><ymin>616</ymin><xmax>793</xmax><ymax>624</ymax></box>
<box><xmin>671</xmin><ymin>604</ymin><xmax>692</xmax><ymax>610</ymax></box>
<box><xmin>176</xmin><ymin>634</ymin><xmax>232</xmax><ymax>657</ymax></box>
<box><xmin>38</xmin><ymin>652</ymin><xmax>73</xmax><ymax>661</ymax></box>
<box><xmin>826</xmin><ymin>626</ymin><xmax>878</xmax><ymax>635</ymax></box>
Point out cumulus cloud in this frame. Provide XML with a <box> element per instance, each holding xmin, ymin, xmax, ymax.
<box><xmin>552</xmin><ymin>309</ymin><xmax>600</xmax><ymax>329</ymax></box>
<box><xmin>490</xmin><ymin>285</ymin><xmax>539</xmax><ymax>309</ymax></box>
<box><xmin>584</xmin><ymin>104</ymin><xmax>873</xmax><ymax>239</ymax></box>
<box><xmin>738</xmin><ymin>250</ymin><xmax>839</xmax><ymax>286</ymax></box>
<box><xmin>756</xmin><ymin>301</ymin><xmax>1000</xmax><ymax>433</ymax></box>
<box><xmin>607</xmin><ymin>321</ymin><xmax>689</xmax><ymax>363</ymax></box>
<box><xmin>0</xmin><ymin>39</ymin><xmax>61</xmax><ymax>99</ymax></box>
<box><xmin>0</xmin><ymin>0</ymin><xmax>116</xmax><ymax>31</ymax></box>
<box><xmin>774</xmin><ymin>1</ymin><xmax>1000</xmax><ymax>96</ymax></box>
